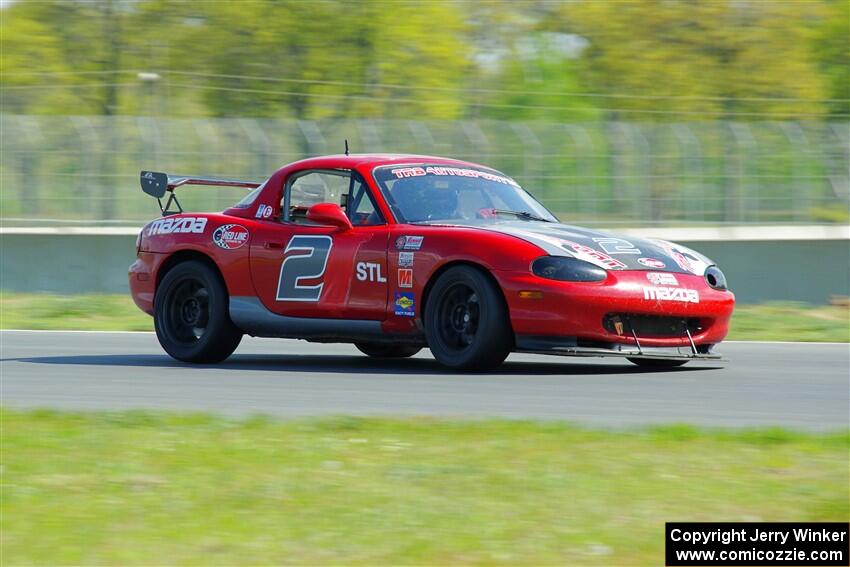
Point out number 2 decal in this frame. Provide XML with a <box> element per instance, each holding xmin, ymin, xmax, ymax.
<box><xmin>276</xmin><ymin>235</ymin><xmax>333</xmax><ymax>302</ymax></box>
<box><xmin>593</xmin><ymin>237</ymin><xmax>641</xmax><ymax>255</ymax></box>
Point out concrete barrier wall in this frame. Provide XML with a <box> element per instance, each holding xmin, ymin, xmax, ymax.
<box><xmin>1</xmin><ymin>232</ymin><xmax>138</xmax><ymax>295</ymax></box>
<box><xmin>680</xmin><ymin>239</ymin><xmax>848</xmax><ymax>304</ymax></box>
<box><xmin>1</xmin><ymin>227</ymin><xmax>847</xmax><ymax>304</ymax></box>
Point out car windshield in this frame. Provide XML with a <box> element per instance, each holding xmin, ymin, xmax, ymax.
<box><xmin>373</xmin><ymin>164</ymin><xmax>558</xmax><ymax>224</ymax></box>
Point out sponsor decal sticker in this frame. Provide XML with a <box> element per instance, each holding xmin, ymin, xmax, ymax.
<box><xmin>398</xmin><ymin>251</ymin><xmax>415</xmax><ymax>267</ymax></box>
<box><xmin>398</xmin><ymin>268</ymin><xmax>413</xmax><ymax>288</ymax></box>
<box><xmin>652</xmin><ymin>239</ymin><xmax>707</xmax><ymax>275</ymax></box>
<box><xmin>559</xmin><ymin>239</ymin><xmax>627</xmax><ymax>270</ymax></box>
<box><xmin>394</xmin><ymin>292</ymin><xmax>415</xmax><ymax>317</ymax></box>
<box><xmin>643</xmin><ymin>286</ymin><xmax>699</xmax><ymax>304</ymax></box>
<box><xmin>212</xmin><ymin>224</ymin><xmax>249</xmax><ymax>250</ymax></box>
<box><xmin>647</xmin><ymin>272</ymin><xmax>678</xmax><ymax>286</ymax></box>
<box><xmin>593</xmin><ymin>237</ymin><xmax>641</xmax><ymax>255</ymax></box>
<box><xmin>389</xmin><ymin>166</ymin><xmax>520</xmax><ymax>188</ymax></box>
<box><xmin>395</xmin><ymin>235</ymin><xmax>424</xmax><ymax>250</ymax></box>
<box><xmin>638</xmin><ymin>257</ymin><xmax>666</xmax><ymax>269</ymax></box>
<box><xmin>356</xmin><ymin>262</ymin><xmax>387</xmax><ymax>283</ymax></box>
<box><xmin>146</xmin><ymin>216</ymin><xmax>207</xmax><ymax>236</ymax></box>
<box><xmin>255</xmin><ymin>204</ymin><xmax>274</xmax><ymax>219</ymax></box>
<box><xmin>670</xmin><ymin>251</ymin><xmax>693</xmax><ymax>273</ymax></box>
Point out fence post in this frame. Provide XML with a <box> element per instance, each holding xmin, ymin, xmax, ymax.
<box><xmin>297</xmin><ymin>120</ymin><xmax>326</xmax><ymax>158</ymax></box>
<box><xmin>239</xmin><ymin>118</ymin><xmax>272</xmax><ymax>178</ymax></box>
<box><xmin>510</xmin><ymin>122</ymin><xmax>541</xmax><ymax>199</ymax></box>
<box><xmin>826</xmin><ymin>122</ymin><xmax>850</xmax><ymax>204</ymax></box>
<box><xmin>357</xmin><ymin>119</ymin><xmax>382</xmax><ymax>153</ymax></box>
<box><xmin>617</xmin><ymin>122</ymin><xmax>651</xmax><ymax>224</ymax></box>
<box><xmin>563</xmin><ymin>124</ymin><xmax>595</xmax><ymax>221</ymax></box>
<box><xmin>728</xmin><ymin>122</ymin><xmax>756</xmax><ymax>224</ymax></box>
<box><xmin>778</xmin><ymin>122</ymin><xmax>810</xmax><ymax>223</ymax></box>
<box><xmin>461</xmin><ymin>121</ymin><xmax>490</xmax><ymax>163</ymax></box>
<box><xmin>408</xmin><ymin>121</ymin><xmax>435</xmax><ymax>154</ymax></box>
<box><xmin>672</xmin><ymin>123</ymin><xmax>705</xmax><ymax>223</ymax></box>
<box><xmin>14</xmin><ymin>116</ymin><xmax>45</xmax><ymax>217</ymax></box>
<box><xmin>69</xmin><ymin>116</ymin><xmax>101</xmax><ymax>221</ymax></box>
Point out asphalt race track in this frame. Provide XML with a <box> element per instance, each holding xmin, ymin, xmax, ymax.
<box><xmin>1</xmin><ymin>330</ymin><xmax>847</xmax><ymax>430</ymax></box>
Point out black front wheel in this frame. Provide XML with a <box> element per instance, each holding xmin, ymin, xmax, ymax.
<box><xmin>627</xmin><ymin>358</ymin><xmax>688</xmax><ymax>368</ymax></box>
<box><xmin>154</xmin><ymin>260</ymin><xmax>242</xmax><ymax>363</ymax></box>
<box><xmin>354</xmin><ymin>343</ymin><xmax>422</xmax><ymax>359</ymax></box>
<box><xmin>424</xmin><ymin>266</ymin><xmax>513</xmax><ymax>371</ymax></box>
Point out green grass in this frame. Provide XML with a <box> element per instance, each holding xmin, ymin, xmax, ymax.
<box><xmin>2</xmin><ymin>292</ymin><xmax>847</xmax><ymax>342</ymax></box>
<box><xmin>0</xmin><ymin>292</ymin><xmax>153</xmax><ymax>331</ymax></box>
<box><xmin>730</xmin><ymin>301</ymin><xmax>849</xmax><ymax>342</ymax></box>
<box><xmin>2</xmin><ymin>409</ymin><xmax>847</xmax><ymax>565</ymax></box>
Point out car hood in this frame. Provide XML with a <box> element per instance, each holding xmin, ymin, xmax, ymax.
<box><xmin>426</xmin><ymin>220</ymin><xmax>714</xmax><ymax>275</ymax></box>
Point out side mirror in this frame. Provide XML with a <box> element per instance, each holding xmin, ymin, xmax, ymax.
<box><xmin>306</xmin><ymin>202</ymin><xmax>353</xmax><ymax>231</ymax></box>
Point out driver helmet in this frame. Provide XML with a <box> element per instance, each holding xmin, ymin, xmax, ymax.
<box><xmin>390</xmin><ymin>178</ymin><xmax>427</xmax><ymax>222</ymax></box>
<box><xmin>421</xmin><ymin>178</ymin><xmax>459</xmax><ymax>220</ymax></box>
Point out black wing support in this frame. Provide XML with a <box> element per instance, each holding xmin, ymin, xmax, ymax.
<box><xmin>139</xmin><ymin>171</ymin><xmax>262</xmax><ymax>215</ymax></box>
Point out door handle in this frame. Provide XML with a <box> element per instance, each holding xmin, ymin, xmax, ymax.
<box><xmin>264</xmin><ymin>241</ymin><xmax>284</xmax><ymax>249</ymax></box>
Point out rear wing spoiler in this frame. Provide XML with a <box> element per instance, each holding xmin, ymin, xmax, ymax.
<box><xmin>140</xmin><ymin>170</ymin><xmax>261</xmax><ymax>214</ymax></box>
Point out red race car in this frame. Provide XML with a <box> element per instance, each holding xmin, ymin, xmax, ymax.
<box><xmin>130</xmin><ymin>154</ymin><xmax>734</xmax><ymax>371</ymax></box>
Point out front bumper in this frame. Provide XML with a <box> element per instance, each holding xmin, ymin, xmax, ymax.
<box><xmin>500</xmin><ymin>269</ymin><xmax>735</xmax><ymax>349</ymax></box>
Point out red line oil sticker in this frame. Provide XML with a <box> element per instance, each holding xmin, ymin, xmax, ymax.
<box><xmin>212</xmin><ymin>224</ymin><xmax>249</xmax><ymax>250</ymax></box>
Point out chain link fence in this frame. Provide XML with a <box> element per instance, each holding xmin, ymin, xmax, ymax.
<box><xmin>1</xmin><ymin>115</ymin><xmax>847</xmax><ymax>226</ymax></box>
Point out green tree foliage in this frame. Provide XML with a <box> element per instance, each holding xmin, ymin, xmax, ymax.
<box><xmin>473</xmin><ymin>32</ymin><xmax>600</xmax><ymax>122</ymax></box>
<box><xmin>1</xmin><ymin>0</ymin><xmax>472</xmax><ymax>119</ymax></box>
<box><xmin>0</xmin><ymin>2</ymin><xmax>105</xmax><ymax>115</ymax></box>
<box><xmin>811</xmin><ymin>0</ymin><xmax>850</xmax><ymax>117</ymax></box>
<box><xmin>186</xmin><ymin>0</ymin><xmax>471</xmax><ymax>119</ymax></box>
<box><xmin>548</xmin><ymin>0</ymin><xmax>837</xmax><ymax>119</ymax></box>
<box><xmin>0</xmin><ymin>0</ymin><xmax>845</xmax><ymax>120</ymax></box>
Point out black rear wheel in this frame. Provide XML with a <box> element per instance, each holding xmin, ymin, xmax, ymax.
<box><xmin>154</xmin><ymin>260</ymin><xmax>242</xmax><ymax>363</ymax></box>
<box><xmin>354</xmin><ymin>343</ymin><xmax>422</xmax><ymax>358</ymax></box>
<box><xmin>424</xmin><ymin>266</ymin><xmax>512</xmax><ymax>371</ymax></box>
<box><xmin>627</xmin><ymin>358</ymin><xmax>688</xmax><ymax>368</ymax></box>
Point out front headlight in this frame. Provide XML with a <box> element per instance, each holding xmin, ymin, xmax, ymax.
<box><xmin>532</xmin><ymin>256</ymin><xmax>607</xmax><ymax>282</ymax></box>
<box><xmin>704</xmin><ymin>265</ymin><xmax>728</xmax><ymax>290</ymax></box>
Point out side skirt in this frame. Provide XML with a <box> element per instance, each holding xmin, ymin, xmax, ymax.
<box><xmin>229</xmin><ymin>296</ymin><xmax>424</xmax><ymax>345</ymax></box>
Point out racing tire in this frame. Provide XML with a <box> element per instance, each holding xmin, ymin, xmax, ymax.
<box><xmin>354</xmin><ymin>343</ymin><xmax>422</xmax><ymax>358</ymax></box>
<box><xmin>627</xmin><ymin>358</ymin><xmax>688</xmax><ymax>368</ymax></box>
<box><xmin>154</xmin><ymin>260</ymin><xmax>242</xmax><ymax>363</ymax></box>
<box><xmin>424</xmin><ymin>265</ymin><xmax>513</xmax><ymax>371</ymax></box>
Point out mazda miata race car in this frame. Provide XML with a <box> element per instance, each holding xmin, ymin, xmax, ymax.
<box><xmin>130</xmin><ymin>154</ymin><xmax>734</xmax><ymax>371</ymax></box>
